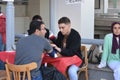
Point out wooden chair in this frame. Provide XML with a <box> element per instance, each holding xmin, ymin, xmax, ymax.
<box><xmin>78</xmin><ymin>45</ymin><xmax>88</xmax><ymax>80</ymax></box>
<box><xmin>5</xmin><ymin>61</ymin><xmax>37</xmax><ymax>80</ymax></box>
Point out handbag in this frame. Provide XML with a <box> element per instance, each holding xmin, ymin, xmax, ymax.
<box><xmin>40</xmin><ymin>65</ymin><xmax>66</xmax><ymax>80</ymax></box>
<box><xmin>88</xmin><ymin>44</ymin><xmax>102</xmax><ymax>64</ymax></box>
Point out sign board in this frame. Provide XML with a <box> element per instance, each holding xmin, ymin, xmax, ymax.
<box><xmin>2</xmin><ymin>0</ymin><xmax>14</xmax><ymax>1</ymax></box>
<box><xmin>66</xmin><ymin>0</ymin><xmax>82</xmax><ymax>4</ymax></box>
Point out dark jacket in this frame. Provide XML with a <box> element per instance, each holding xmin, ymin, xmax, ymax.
<box><xmin>56</xmin><ymin>29</ymin><xmax>82</xmax><ymax>59</ymax></box>
<box><xmin>45</xmin><ymin>28</ymin><xmax>56</xmax><ymax>44</ymax></box>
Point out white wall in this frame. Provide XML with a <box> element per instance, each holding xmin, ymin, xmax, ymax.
<box><xmin>27</xmin><ymin>0</ymin><xmax>50</xmax><ymax>29</ymax></box>
<box><xmin>40</xmin><ymin>0</ymin><xmax>50</xmax><ymax>29</ymax></box>
<box><xmin>50</xmin><ymin>0</ymin><xmax>94</xmax><ymax>39</ymax></box>
<box><xmin>51</xmin><ymin>0</ymin><xmax>82</xmax><ymax>36</ymax></box>
<box><xmin>27</xmin><ymin>0</ymin><xmax>40</xmax><ymax>19</ymax></box>
<box><xmin>80</xmin><ymin>0</ymin><xmax>94</xmax><ymax>39</ymax></box>
<box><xmin>1</xmin><ymin>4</ymin><xmax>27</xmax><ymax>17</ymax></box>
<box><xmin>1</xmin><ymin>4</ymin><xmax>30</xmax><ymax>34</ymax></box>
<box><xmin>15</xmin><ymin>17</ymin><xmax>30</xmax><ymax>34</ymax></box>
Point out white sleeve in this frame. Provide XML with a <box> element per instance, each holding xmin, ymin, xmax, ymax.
<box><xmin>97</xmin><ymin>60</ymin><xmax>106</xmax><ymax>68</ymax></box>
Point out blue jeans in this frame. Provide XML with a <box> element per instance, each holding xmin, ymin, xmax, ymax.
<box><xmin>0</xmin><ymin>34</ymin><xmax>4</xmax><ymax>51</ymax></box>
<box><xmin>108</xmin><ymin>61</ymin><xmax>120</xmax><ymax>80</ymax></box>
<box><xmin>68</xmin><ymin>65</ymin><xmax>79</xmax><ymax>80</ymax></box>
<box><xmin>31</xmin><ymin>70</ymin><xmax>43</xmax><ymax>80</ymax></box>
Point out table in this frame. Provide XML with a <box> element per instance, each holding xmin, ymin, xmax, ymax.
<box><xmin>0</xmin><ymin>51</ymin><xmax>15</xmax><ymax>64</ymax></box>
<box><xmin>0</xmin><ymin>70</ymin><xmax>7</xmax><ymax>80</ymax></box>
<box><xmin>42</xmin><ymin>54</ymin><xmax>82</xmax><ymax>75</ymax></box>
<box><xmin>0</xmin><ymin>51</ymin><xmax>15</xmax><ymax>80</ymax></box>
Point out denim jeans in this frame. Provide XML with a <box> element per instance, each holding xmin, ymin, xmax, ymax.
<box><xmin>0</xmin><ymin>34</ymin><xmax>4</xmax><ymax>51</ymax></box>
<box><xmin>68</xmin><ymin>65</ymin><xmax>79</xmax><ymax>80</ymax></box>
<box><xmin>31</xmin><ymin>70</ymin><xmax>43</xmax><ymax>80</ymax></box>
<box><xmin>0</xmin><ymin>34</ymin><xmax>3</xmax><ymax>51</ymax></box>
<box><xmin>108</xmin><ymin>61</ymin><xmax>120</xmax><ymax>80</ymax></box>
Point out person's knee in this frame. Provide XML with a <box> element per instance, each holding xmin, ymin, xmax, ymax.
<box><xmin>68</xmin><ymin>65</ymin><xmax>78</xmax><ymax>75</ymax></box>
<box><xmin>68</xmin><ymin>65</ymin><xmax>79</xmax><ymax>80</ymax></box>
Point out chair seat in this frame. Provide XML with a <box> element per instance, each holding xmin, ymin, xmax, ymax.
<box><xmin>5</xmin><ymin>61</ymin><xmax>37</xmax><ymax>80</ymax></box>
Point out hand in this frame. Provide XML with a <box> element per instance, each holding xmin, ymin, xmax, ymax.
<box><xmin>51</xmin><ymin>44</ymin><xmax>61</xmax><ymax>52</ymax></box>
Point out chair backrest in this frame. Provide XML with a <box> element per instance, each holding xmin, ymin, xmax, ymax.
<box><xmin>5</xmin><ymin>61</ymin><xmax>37</xmax><ymax>80</ymax></box>
<box><xmin>81</xmin><ymin>45</ymin><xmax>88</xmax><ymax>66</ymax></box>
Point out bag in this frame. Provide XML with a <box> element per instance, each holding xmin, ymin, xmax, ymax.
<box><xmin>40</xmin><ymin>65</ymin><xmax>66</xmax><ymax>80</ymax></box>
<box><xmin>88</xmin><ymin>44</ymin><xmax>102</xmax><ymax>64</ymax></box>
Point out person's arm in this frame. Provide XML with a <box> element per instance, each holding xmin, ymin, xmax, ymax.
<box><xmin>44</xmin><ymin>39</ymin><xmax>53</xmax><ymax>54</ymax></box>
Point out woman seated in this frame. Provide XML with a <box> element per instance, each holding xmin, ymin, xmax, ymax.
<box><xmin>97</xmin><ymin>22</ymin><xmax>120</xmax><ymax>80</ymax></box>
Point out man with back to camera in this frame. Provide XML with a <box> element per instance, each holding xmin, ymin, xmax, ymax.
<box><xmin>15</xmin><ymin>21</ymin><xmax>53</xmax><ymax>80</ymax></box>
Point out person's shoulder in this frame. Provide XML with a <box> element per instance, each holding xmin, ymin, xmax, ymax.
<box><xmin>17</xmin><ymin>36</ymin><xmax>27</xmax><ymax>44</ymax></box>
<box><xmin>104</xmin><ymin>33</ymin><xmax>112</xmax><ymax>40</ymax></box>
<box><xmin>71</xmin><ymin>29</ymin><xmax>79</xmax><ymax>33</ymax></box>
<box><xmin>71</xmin><ymin>29</ymin><xmax>80</xmax><ymax>36</ymax></box>
<box><xmin>105</xmin><ymin>33</ymin><xmax>112</xmax><ymax>38</ymax></box>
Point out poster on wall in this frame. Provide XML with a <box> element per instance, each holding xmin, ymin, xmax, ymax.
<box><xmin>65</xmin><ymin>0</ymin><xmax>83</xmax><ymax>4</ymax></box>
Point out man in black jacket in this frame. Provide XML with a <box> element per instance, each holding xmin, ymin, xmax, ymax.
<box><xmin>51</xmin><ymin>17</ymin><xmax>82</xmax><ymax>80</ymax></box>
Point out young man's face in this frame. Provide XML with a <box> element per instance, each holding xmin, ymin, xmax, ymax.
<box><xmin>58</xmin><ymin>23</ymin><xmax>71</xmax><ymax>35</ymax></box>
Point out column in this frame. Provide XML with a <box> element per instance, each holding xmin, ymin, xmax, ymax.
<box><xmin>3</xmin><ymin>0</ymin><xmax>15</xmax><ymax>51</ymax></box>
<box><xmin>50</xmin><ymin>0</ymin><xmax>58</xmax><ymax>36</ymax></box>
<box><xmin>80</xmin><ymin>0</ymin><xmax>94</xmax><ymax>39</ymax></box>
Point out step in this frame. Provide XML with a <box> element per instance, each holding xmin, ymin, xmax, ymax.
<box><xmin>88</xmin><ymin>63</ymin><xmax>114</xmax><ymax>80</ymax></box>
<box><xmin>79</xmin><ymin>63</ymin><xmax>114</xmax><ymax>80</ymax></box>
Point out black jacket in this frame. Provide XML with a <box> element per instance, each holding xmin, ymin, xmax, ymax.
<box><xmin>56</xmin><ymin>29</ymin><xmax>82</xmax><ymax>59</ymax></box>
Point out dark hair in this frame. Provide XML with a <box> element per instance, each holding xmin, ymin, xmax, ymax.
<box><xmin>58</xmin><ymin>17</ymin><xmax>71</xmax><ymax>24</ymax></box>
<box><xmin>111</xmin><ymin>22</ymin><xmax>120</xmax><ymax>32</ymax></box>
<box><xmin>32</xmin><ymin>15</ymin><xmax>42</xmax><ymax>21</ymax></box>
<box><xmin>27</xmin><ymin>21</ymin><xmax>44</xmax><ymax>35</ymax></box>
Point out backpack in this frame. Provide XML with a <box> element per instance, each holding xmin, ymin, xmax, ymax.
<box><xmin>40</xmin><ymin>65</ymin><xmax>66</xmax><ymax>80</ymax></box>
<box><xmin>87</xmin><ymin>44</ymin><xmax>102</xmax><ymax>64</ymax></box>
